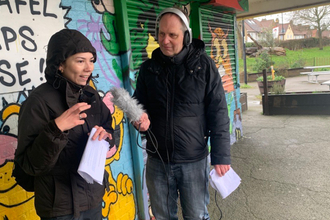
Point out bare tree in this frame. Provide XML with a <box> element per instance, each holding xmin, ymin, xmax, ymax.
<box><xmin>292</xmin><ymin>5</ymin><xmax>330</xmax><ymax>50</ymax></box>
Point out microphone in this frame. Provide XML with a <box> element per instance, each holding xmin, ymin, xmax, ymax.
<box><xmin>110</xmin><ymin>87</ymin><xmax>145</xmax><ymax>123</ymax></box>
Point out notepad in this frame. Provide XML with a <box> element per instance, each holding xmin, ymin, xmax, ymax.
<box><xmin>78</xmin><ymin>128</ymin><xmax>109</xmax><ymax>184</ymax></box>
<box><xmin>209</xmin><ymin>168</ymin><xmax>241</xmax><ymax>199</ymax></box>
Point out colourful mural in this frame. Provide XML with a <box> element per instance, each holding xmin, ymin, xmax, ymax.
<box><xmin>0</xmin><ymin>92</ymin><xmax>37</xmax><ymax>219</ymax></box>
<box><xmin>203</xmin><ymin>8</ymin><xmax>243</xmax><ymax>144</ymax></box>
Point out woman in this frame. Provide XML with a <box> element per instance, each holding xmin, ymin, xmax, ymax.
<box><xmin>14</xmin><ymin>29</ymin><xmax>113</xmax><ymax>219</ymax></box>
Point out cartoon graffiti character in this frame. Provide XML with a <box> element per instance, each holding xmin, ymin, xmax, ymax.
<box><xmin>0</xmin><ymin>101</ymin><xmax>38</xmax><ymax>220</ymax></box>
<box><xmin>101</xmin><ymin>91</ymin><xmax>136</xmax><ymax>220</ymax></box>
<box><xmin>208</xmin><ymin>23</ymin><xmax>235</xmax><ymax>93</ymax></box>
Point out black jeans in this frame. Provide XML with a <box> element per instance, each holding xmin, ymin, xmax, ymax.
<box><xmin>41</xmin><ymin>202</ymin><xmax>102</xmax><ymax>220</ymax></box>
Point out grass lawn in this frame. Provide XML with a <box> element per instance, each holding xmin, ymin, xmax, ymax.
<box><xmin>239</xmin><ymin>46</ymin><xmax>330</xmax><ymax>74</ymax></box>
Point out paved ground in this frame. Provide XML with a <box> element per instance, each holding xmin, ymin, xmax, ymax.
<box><xmin>205</xmin><ymin>75</ymin><xmax>330</xmax><ymax>220</ymax></box>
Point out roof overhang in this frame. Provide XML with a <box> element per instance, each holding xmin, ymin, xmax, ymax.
<box><xmin>237</xmin><ymin>0</ymin><xmax>330</xmax><ymax>19</ymax></box>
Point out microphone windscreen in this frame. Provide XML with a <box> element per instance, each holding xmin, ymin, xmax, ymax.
<box><xmin>110</xmin><ymin>87</ymin><xmax>145</xmax><ymax>123</ymax></box>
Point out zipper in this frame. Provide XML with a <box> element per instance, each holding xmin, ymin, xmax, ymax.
<box><xmin>170</xmin><ymin>67</ymin><xmax>176</xmax><ymax>162</ymax></box>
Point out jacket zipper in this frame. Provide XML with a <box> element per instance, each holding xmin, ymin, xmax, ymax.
<box><xmin>170</xmin><ymin>67</ymin><xmax>176</xmax><ymax>162</ymax></box>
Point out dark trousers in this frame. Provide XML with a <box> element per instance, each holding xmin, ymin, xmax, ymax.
<box><xmin>41</xmin><ymin>202</ymin><xmax>102</xmax><ymax>220</ymax></box>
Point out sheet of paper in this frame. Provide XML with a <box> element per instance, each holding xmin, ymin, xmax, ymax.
<box><xmin>209</xmin><ymin>168</ymin><xmax>241</xmax><ymax>199</ymax></box>
<box><xmin>78</xmin><ymin>127</ymin><xmax>109</xmax><ymax>184</ymax></box>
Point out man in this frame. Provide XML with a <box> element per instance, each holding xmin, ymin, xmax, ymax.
<box><xmin>133</xmin><ymin>7</ymin><xmax>231</xmax><ymax>220</ymax></box>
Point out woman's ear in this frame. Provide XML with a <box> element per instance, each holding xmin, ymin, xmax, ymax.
<box><xmin>58</xmin><ymin>63</ymin><xmax>64</xmax><ymax>74</ymax></box>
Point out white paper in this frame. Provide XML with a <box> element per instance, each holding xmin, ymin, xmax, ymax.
<box><xmin>78</xmin><ymin>128</ymin><xmax>109</xmax><ymax>184</ymax></box>
<box><xmin>209</xmin><ymin>168</ymin><xmax>241</xmax><ymax>199</ymax></box>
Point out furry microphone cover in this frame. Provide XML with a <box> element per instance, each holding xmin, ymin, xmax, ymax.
<box><xmin>110</xmin><ymin>87</ymin><xmax>145</xmax><ymax>123</ymax></box>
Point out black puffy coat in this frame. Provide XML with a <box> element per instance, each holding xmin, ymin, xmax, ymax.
<box><xmin>15</xmin><ymin>29</ymin><xmax>113</xmax><ymax>218</ymax></box>
<box><xmin>134</xmin><ymin>39</ymin><xmax>230</xmax><ymax>165</ymax></box>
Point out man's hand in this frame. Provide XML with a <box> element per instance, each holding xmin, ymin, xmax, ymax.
<box><xmin>133</xmin><ymin>112</ymin><xmax>150</xmax><ymax>131</ymax></box>
<box><xmin>214</xmin><ymin>164</ymin><xmax>231</xmax><ymax>177</ymax></box>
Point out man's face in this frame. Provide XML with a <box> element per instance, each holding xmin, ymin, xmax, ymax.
<box><xmin>158</xmin><ymin>13</ymin><xmax>184</xmax><ymax>57</ymax></box>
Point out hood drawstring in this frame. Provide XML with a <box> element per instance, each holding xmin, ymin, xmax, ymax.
<box><xmin>90</xmin><ymin>74</ymin><xmax>99</xmax><ymax>84</ymax></box>
<box><xmin>53</xmin><ymin>75</ymin><xmax>61</xmax><ymax>90</ymax></box>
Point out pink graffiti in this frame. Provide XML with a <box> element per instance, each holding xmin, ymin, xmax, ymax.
<box><xmin>0</xmin><ymin>135</ymin><xmax>17</xmax><ymax>164</ymax></box>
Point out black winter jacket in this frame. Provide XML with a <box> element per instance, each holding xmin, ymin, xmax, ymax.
<box><xmin>134</xmin><ymin>39</ymin><xmax>230</xmax><ymax>165</ymax></box>
<box><xmin>15</xmin><ymin>29</ymin><xmax>113</xmax><ymax>218</ymax></box>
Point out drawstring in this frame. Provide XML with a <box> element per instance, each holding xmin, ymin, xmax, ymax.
<box><xmin>53</xmin><ymin>75</ymin><xmax>61</xmax><ymax>89</ymax></box>
<box><xmin>90</xmin><ymin>74</ymin><xmax>99</xmax><ymax>84</ymax></box>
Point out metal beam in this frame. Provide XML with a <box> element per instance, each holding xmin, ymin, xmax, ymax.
<box><xmin>237</xmin><ymin>0</ymin><xmax>330</xmax><ymax>19</ymax></box>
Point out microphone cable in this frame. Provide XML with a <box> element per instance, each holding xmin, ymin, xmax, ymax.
<box><xmin>215</xmin><ymin>190</ymin><xmax>223</xmax><ymax>220</ymax></box>
<box><xmin>135</xmin><ymin>123</ymin><xmax>176</xmax><ymax>219</ymax></box>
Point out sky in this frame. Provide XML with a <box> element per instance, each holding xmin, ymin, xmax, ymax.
<box><xmin>254</xmin><ymin>12</ymin><xmax>292</xmax><ymax>24</ymax></box>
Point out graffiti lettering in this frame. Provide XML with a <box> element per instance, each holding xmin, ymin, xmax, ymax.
<box><xmin>0</xmin><ymin>60</ymin><xmax>15</xmax><ymax>87</ymax></box>
<box><xmin>0</xmin><ymin>60</ymin><xmax>32</xmax><ymax>87</ymax></box>
<box><xmin>0</xmin><ymin>0</ymin><xmax>13</xmax><ymax>13</ymax></box>
<box><xmin>17</xmin><ymin>61</ymin><xmax>30</xmax><ymax>86</ymax></box>
<box><xmin>0</xmin><ymin>0</ymin><xmax>56</xmax><ymax>18</ymax></box>
<box><xmin>0</xmin><ymin>26</ymin><xmax>37</xmax><ymax>52</ymax></box>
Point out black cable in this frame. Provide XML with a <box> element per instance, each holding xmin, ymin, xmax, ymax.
<box><xmin>136</xmin><ymin>125</ymin><xmax>157</xmax><ymax>154</ymax></box>
<box><xmin>214</xmin><ymin>190</ymin><xmax>223</xmax><ymax>220</ymax></box>
<box><xmin>135</xmin><ymin>123</ymin><xmax>172</xmax><ymax>218</ymax></box>
<box><xmin>136</xmin><ymin>123</ymin><xmax>181</xmax><ymax>219</ymax></box>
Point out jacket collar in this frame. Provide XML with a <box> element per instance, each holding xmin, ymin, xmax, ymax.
<box><xmin>159</xmin><ymin>46</ymin><xmax>189</xmax><ymax>65</ymax></box>
<box><xmin>49</xmin><ymin>72</ymin><xmax>95</xmax><ymax>108</ymax></box>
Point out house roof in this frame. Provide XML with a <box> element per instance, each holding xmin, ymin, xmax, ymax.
<box><xmin>277</xmin><ymin>23</ymin><xmax>290</xmax><ymax>35</ymax></box>
<box><xmin>244</xmin><ymin>19</ymin><xmax>261</xmax><ymax>32</ymax></box>
<box><xmin>311</xmin><ymin>29</ymin><xmax>330</xmax><ymax>38</ymax></box>
<box><xmin>244</xmin><ymin>18</ymin><xmax>279</xmax><ymax>34</ymax></box>
<box><xmin>258</xmin><ymin>19</ymin><xmax>276</xmax><ymax>31</ymax></box>
<box><xmin>291</xmin><ymin>24</ymin><xmax>310</xmax><ymax>36</ymax></box>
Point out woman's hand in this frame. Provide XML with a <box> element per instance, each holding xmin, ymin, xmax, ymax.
<box><xmin>91</xmin><ymin>125</ymin><xmax>113</xmax><ymax>141</ymax></box>
<box><xmin>55</xmin><ymin>102</ymin><xmax>91</xmax><ymax>132</ymax></box>
<box><xmin>133</xmin><ymin>112</ymin><xmax>150</xmax><ymax>132</ymax></box>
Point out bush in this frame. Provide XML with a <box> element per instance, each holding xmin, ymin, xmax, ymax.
<box><xmin>279</xmin><ymin>38</ymin><xmax>330</xmax><ymax>50</ymax></box>
<box><xmin>270</xmin><ymin>83</ymin><xmax>285</xmax><ymax>94</ymax></box>
<box><xmin>245</xmin><ymin>42</ymin><xmax>256</xmax><ymax>47</ymax></box>
<box><xmin>252</xmin><ymin>50</ymin><xmax>275</xmax><ymax>73</ymax></box>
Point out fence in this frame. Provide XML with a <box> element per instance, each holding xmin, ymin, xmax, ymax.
<box><xmin>304</xmin><ymin>57</ymin><xmax>330</xmax><ymax>67</ymax></box>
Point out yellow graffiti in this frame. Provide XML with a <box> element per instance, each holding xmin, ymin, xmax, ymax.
<box><xmin>209</xmin><ymin>24</ymin><xmax>234</xmax><ymax>93</ymax></box>
<box><xmin>0</xmin><ymin>102</ymin><xmax>38</xmax><ymax>220</ymax></box>
<box><xmin>101</xmin><ymin>91</ymin><xmax>136</xmax><ymax>219</ymax></box>
<box><xmin>106</xmin><ymin>104</ymin><xmax>124</xmax><ymax>163</ymax></box>
<box><xmin>2</xmin><ymin>104</ymin><xmax>20</xmax><ymax>120</ymax></box>
<box><xmin>0</xmin><ymin>161</ymin><xmax>37</xmax><ymax>220</ymax></box>
<box><xmin>102</xmin><ymin>166</ymin><xmax>135</xmax><ymax>220</ymax></box>
<box><xmin>146</xmin><ymin>33</ymin><xmax>158</xmax><ymax>58</ymax></box>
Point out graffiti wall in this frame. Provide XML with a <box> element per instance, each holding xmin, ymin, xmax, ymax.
<box><xmin>0</xmin><ymin>0</ymin><xmax>137</xmax><ymax>219</ymax></box>
<box><xmin>201</xmin><ymin>7</ymin><xmax>243</xmax><ymax>145</ymax></box>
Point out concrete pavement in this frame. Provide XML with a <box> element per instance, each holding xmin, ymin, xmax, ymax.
<box><xmin>206</xmin><ymin>75</ymin><xmax>330</xmax><ymax>220</ymax></box>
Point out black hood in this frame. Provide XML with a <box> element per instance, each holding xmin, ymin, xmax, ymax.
<box><xmin>45</xmin><ymin>29</ymin><xmax>97</xmax><ymax>83</ymax></box>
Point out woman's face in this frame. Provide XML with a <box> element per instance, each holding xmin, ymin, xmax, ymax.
<box><xmin>59</xmin><ymin>52</ymin><xmax>95</xmax><ymax>86</ymax></box>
